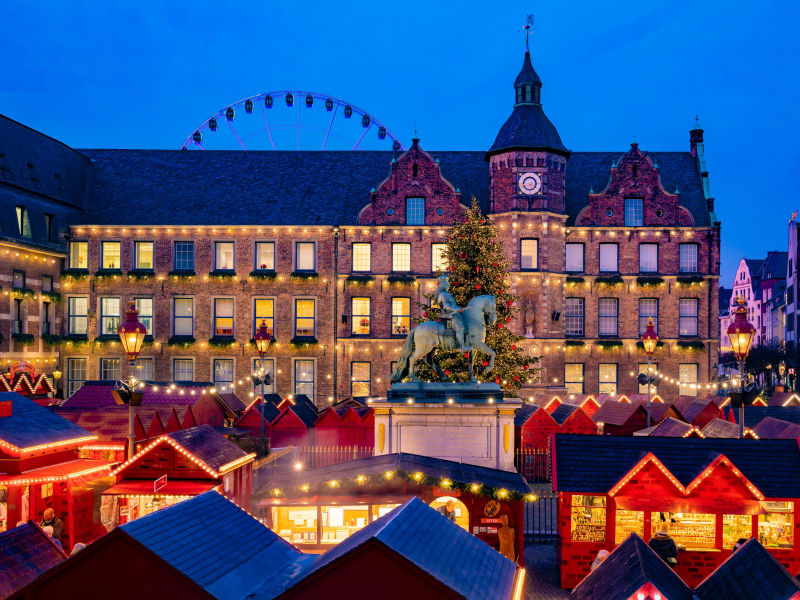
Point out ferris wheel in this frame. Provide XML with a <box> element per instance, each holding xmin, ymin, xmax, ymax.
<box><xmin>181</xmin><ymin>90</ymin><xmax>405</xmax><ymax>152</ymax></box>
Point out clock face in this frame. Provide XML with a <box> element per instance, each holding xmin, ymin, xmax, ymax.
<box><xmin>518</xmin><ymin>172</ymin><xmax>542</xmax><ymax>195</ymax></box>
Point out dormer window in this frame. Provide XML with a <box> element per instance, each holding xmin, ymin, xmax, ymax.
<box><xmin>16</xmin><ymin>206</ymin><xmax>31</xmax><ymax>238</ymax></box>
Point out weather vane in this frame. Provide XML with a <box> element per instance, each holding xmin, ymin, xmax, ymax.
<box><xmin>523</xmin><ymin>14</ymin><xmax>534</xmax><ymax>51</ymax></box>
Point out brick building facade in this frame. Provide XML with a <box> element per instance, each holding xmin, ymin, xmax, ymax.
<box><xmin>1</xmin><ymin>48</ymin><xmax>721</xmax><ymax>406</ymax></box>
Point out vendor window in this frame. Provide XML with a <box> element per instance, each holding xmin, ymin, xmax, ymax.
<box><xmin>679</xmin><ymin>364</ymin><xmax>698</xmax><ymax>397</ymax></box>
<box><xmin>571</xmin><ymin>495</ymin><xmax>606</xmax><ymax>542</ymax></box>
<box><xmin>69</xmin><ymin>241</ymin><xmax>88</xmax><ymax>269</ymax></box>
<box><xmin>101</xmin><ymin>241</ymin><xmax>121</xmax><ymax>269</ymax></box>
<box><xmin>392</xmin><ymin>243</ymin><xmax>411</xmax><ymax>272</ymax></box>
<box><xmin>99</xmin><ymin>297</ymin><xmax>121</xmax><ymax>336</ymax></box>
<box><xmin>214</xmin><ymin>298</ymin><xmax>234</xmax><ymax>336</ymax></box>
<box><xmin>564</xmin><ymin>364</ymin><xmax>584</xmax><ymax>394</ymax></box>
<box><xmin>101</xmin><ymin>358</ymin><xmax>120</xmax><ymax>381</ymax></box>
<box><xmin>351</xmin><ymin>297</ymin><xmax>370</xmax><ymax>335</ymax></box>
<box><xmin>134</xmin><ymin>241</ymin><xmax>154</xmax><ymax>270</ymax></box>
<box><xmin>598</xmin><ymin>364</ymin><xmax>617</xmax><ymax>394</ymax></box>
<box><xmin>651</xmin><ymin>512</ymin><xmax>716</xmax><ymax>551</ymax></box>
<box><xmin>638</xmin><ymin>363</ymin><xmax>658</xmax><ymax>394</ymax></box>
<box><xmin>255</xmin><ymin>242</ymin><xmax>275</xmax><ymax>270</ymax></box>
<box><xmin>723</xmin><ymin>514</ymin><xmax>752</xmax><ymax>548</ymax></box>
<box><xmin>431</xmin><ymin>243</ymin><xmax>448</xmax><ymax>272</ymax></box>
<box><xmin>321</xmin><ymin>505</ymin><xmax>369</xmax><ymax>544</ymax></box>
<box><xmin>758</xmin><ymin>501</ymin><xmax>794</xmax><ymax>548</ymax></box>
<box><xmin>351</xmin><ymin>362</ymin><xmax>371</xmax><ymax>398</ymax></box>
<box><xmin>391</xmin><ymin>298</ymin><xmax>411</xmax><ymax>336</ymax></box>
<box><xmin>254</xmin><ymin>298</ymin><xmax>275</xmax><ymax>337</ymax></box>
<box><xmin>271</xmin><ymin>507</ymin><xmax>317</xmax><ymax>545</ymax></box>
<box><xmin>215</xmin><ymin>241</ymin><xmax>234</xmax><ymax>270</ymax></box>
<box><xmin>615</xmin><ymin>510</ymin><xmax>644</xmax><ymax>544</ymax></box>
<box><xmin>372</xmin><ymin>504</ymin><xmax>401</xmax><ymax>520</ymax></box>
<box><xmin>351</xmin><ymin>243</ymin><xmax>371</xmax><ymax>272</ymax></box>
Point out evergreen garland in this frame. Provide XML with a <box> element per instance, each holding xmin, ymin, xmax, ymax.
<box><xmin>410</xmin><ymin>199</ymin><xmax>540</xmax><ymax>395</ymax></box>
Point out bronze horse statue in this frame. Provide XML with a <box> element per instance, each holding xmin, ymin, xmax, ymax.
<box><xmin>390</xmin><ymin>294</ymin><xmax>497</xmax><ymax>383</ymax></box>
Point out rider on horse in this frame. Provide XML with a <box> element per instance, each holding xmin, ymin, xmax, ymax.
<box><xmin>433</xmin><ymin>274</ymin><xmax>467</xmax><ymax>353</ymax></box>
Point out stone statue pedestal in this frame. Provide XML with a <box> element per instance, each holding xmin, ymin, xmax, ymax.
<box><xmin>372</xmin><ymin>383</ymin><xmax>520</xmax><ymax>471</ymax></box>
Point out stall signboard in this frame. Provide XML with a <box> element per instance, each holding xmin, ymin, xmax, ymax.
<box><xmin>154</xmin><ymin>475</ymin><xmax>167</xmax><ymax>493</ymax></box>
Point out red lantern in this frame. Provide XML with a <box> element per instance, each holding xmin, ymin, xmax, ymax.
<box><xmin>253</xmin><ymin>319</ymin><xmax>272</xmax><ymax>357</ymax></box>
<box><xmin>117</xmin><ymin>301</ymin><xmax>147</xmax><ymax>362</ymax></box>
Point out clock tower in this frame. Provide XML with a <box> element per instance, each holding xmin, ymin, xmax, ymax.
<box><xmin>486</xmin><ymin>50</ymin><xmax>569</xmax><ymax>214</ymax></box>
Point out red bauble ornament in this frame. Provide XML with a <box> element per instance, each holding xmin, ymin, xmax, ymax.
<box><xmin>464</xmin><ymin>352</ymin><xmax>469</xmax><ymax>358</ymax></box>
<box><xmin>506</xmin><ymin>300</ymin><xmax>513</xmax><ymax>308</ymax></box>
<box><xmin>511</xmin><ymin>344</ymin><xmax>517</xmax><ymax>350</ymax></box>
<box><xmin>495</xmin><ymin>376</ymin><xmax>500</xmax><ymax>384</ymax></box>
<box><xmin>476</xmin><ymin>265</ymin><xmax>480</xmax><ymax>273</ymax></box>
<box><xmin>493</xmin><ymin>262</ymin><xmax>498</xmax><ymax>268</ymax></box>
<box><xmin>482</xmin><ymin>360</ymin><xmax>489</xmax><ymax>367</ymax></box>
<box><xmin>423</xmin><ymin>312</ymin><xmax>428</xmax><ymax>318</ymax></box>
<box><xmin>523</xmin><ymin>362</ymin><xmax>530</xmax><ymax>370</ymax></box>
<box><xmin>513</xmin><ymin>375</ymin><xmax>520</xmax><ymax>382</ymax></box>
<box><xmin>475</xmin><ymin>284</ymin><xmax>482</xmax><ymax>290</ymax></box>
<box><xmin>444</xmin><ymin>369</ymin><xmax>451</xmax><ymax>375</ymax></box>
<box><xmin>505</xmin><ymin>317</ymin><xmax>511</xmax><ymax>323</ymax></box>
<box><xmin>459</xmin><ymin>253</ymin><xmax>465</xmax><ymax>259</ymax></box>
<box><xmin>497</xmin><ymin>323</ymin><xmax>504</xmax><ymax>329</ymax></box>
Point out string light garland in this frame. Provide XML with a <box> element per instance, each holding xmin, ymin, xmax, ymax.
<box><xmin>264</xmin><ymin>468</ymin><xmax>533</xmax><ymax>502</ymax></box>
<box><xmin>628</xmin><ymin>367</ymin><xmax>725</xmax><ymax>392</ymax></box>
<box><xmin>0</xmin><ymin>435</ymin><xmax>98</xmax><ymax>458</ymax></box>
<box><xmin>0</xmin><ymin>462</ymin><xmax>113</xmax><ymax>486</ymax></box>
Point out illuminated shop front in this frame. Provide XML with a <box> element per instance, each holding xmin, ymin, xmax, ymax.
<box><xmin>553</xmin><ymin>434</ymin><xmax>800</xmax><ymax>589</ymax></box>
<box><xmin>257</xmin><ymin>453</ymin><xmax>530</xmax><ymax>560</ymax></box>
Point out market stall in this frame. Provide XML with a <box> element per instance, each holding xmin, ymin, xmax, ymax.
<box><xmin>553</xmin><ymin>434</ymin><xmax>800</xmax><ymax>588</ymax></box>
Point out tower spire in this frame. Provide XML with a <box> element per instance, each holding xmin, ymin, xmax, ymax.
<box><xmin>524</xmin><ymin>13</ymin><xmax>534</xmax><ymax>51</ymax></box>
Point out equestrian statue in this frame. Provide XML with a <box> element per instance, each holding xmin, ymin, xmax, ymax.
<box><xmin>390</xmin><ymin>274</ymin><xmax>497</xmax><ymax>383</ymax></box>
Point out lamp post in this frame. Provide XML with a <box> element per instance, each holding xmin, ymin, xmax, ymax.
<box><xmin>641</xmin><ymin>317</ymin><xmax>658</xmax><ymax>428</ymax></box>
<box><xmin>253</xmin><ymin>319</ymin><xmax>272</xmax><ymax>455</ymax></box>
<box><xmin>52</xmin><ymin>369</ymin><xmax>62</xmax><ymax>399</ymax></box>
<box><xmin>118</xmin><ymin>301</ymin><xmax>147</xmax><ymax>459</ymax></box>
<box><xmin>727</xmin><ymin>297</ymin><xmax>756</xmax><ymax>439</ymax></box>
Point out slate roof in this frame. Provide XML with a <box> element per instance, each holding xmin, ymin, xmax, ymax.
<box><xmin>487</xmin><ymin>103</ymin><xmax>568</xmax><ymax>156</ymax></box>
<box><xmin>259</xmin><ymin>452</ymin><xmax>530</xmax><ymax>496</ymax></box>
<box><xmin>0</xmin><ymin>392</ymin><xmax>92</xmax><ymax>450</ymax></box>
<box><xmin>701</xmin><ymin>418</ymin><xmax>740</xmax><ymax>438</ymax></box>
<box><xmin>514</xmin><ymin>402</ymin><xmax>539</xmax><ymax>426</ymax></box>
<box><xmin>166</xmin><ymin>425</ymin><xmax>251</xmax><ymax>472</ymax></box>
<box><xmin>767</xmin><ymin>392</ymin><xmax>800</xmax><ymax>407</ymax></box>
<box><xmin>634</xmin><ymin>417</ymin><xmax>693</xmax><ymax>438</ymax></box>
<box><xmin>551</xmin><ymin>403</ymin><xmax>580</xmax><ymax>425</ymax></box>
<box><xmin>278</xmin><ymin>394</ymin><xmax>318</xmax><ymax>428</ymax></box>
<box><xmin>591</xmin><ymin>401</ymin><xmax>645</xmax><ymax>426</ymax></box>
<box><xmin>695</xmin><ymin>539</ymin><xmax>800</xmax><ymax>600</ymax></box>
<box><xmin>723</xmin><ymin>406</ymin><xmax>800</xmax><ymax>428</ymax></box>
<box><xmin>756</xmin><ymin>250</ymin><xmax>788</xmax><ymax>282</ymax></box>
<box><xmin>626</xmin><ymin>399</ymin><xmax>679</xmax><ymax>424</ymax></box>
<box><xmin>0</xmin><ymin>522</ymin><xmax>66</xmax><ymax>598</ymax></box>
<box><xmin>121</xmin><ymin>491</ymin><xmax>302</xmax><ymax>600</ymax></box>
<box><xmin>680</xmin><ymin>400</ymin><xmax>715</xmax><ymax>424</ymax></box>
<box><xmin>285</xmin><ymin>497</ymin><xmax>517</xmax><ymax>600</ymax></box>
<box><xmin>55</xmin><ymin>406</ymin><xmax>132</xmax><ymax>442</ymax></box>
<box><xmin>570</xmin><ymin>533</ymin><xmax>693</xmax><ymax>600</ymax></box>
<box><xmin>218</xmin><ymin>392</ymin><xmax>246</xmax><ymax>413</ymax></box>
<box><xmin>72</xmin><ymin>147</ymin><xmax>708</xmax><ymax>228</ymax></box>
<box><xmin>255</xmin><ymin>402</ymin><xmax>282</xmax><ymax>423</ymax></box>
<box><xmin>553</xmin><ymin>434</ymin><xmax>800</xmax><ymax>497</ymax></box>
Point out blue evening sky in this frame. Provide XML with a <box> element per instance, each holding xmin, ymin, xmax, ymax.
<box><xmin>1</xmin><ymin>0</ymin><xmax>797</xmax><ymax>283</ymax></box>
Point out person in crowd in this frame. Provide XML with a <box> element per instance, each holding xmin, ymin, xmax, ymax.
<box><xmin>71</xmin><ymin>543</ymin><xmax>86</xmax><ymax>555</ymax></box>
<box><xmin>733</xmin><ymin>538</ymin><xmax>749</xmax><ymax>551</ymax></box>
<box><xmin>42</xmin><ymin>525</ymin><xmax>63</xmax><ymax>550</ymax></box>
<box><xmin>591</xmin><ymin>549</ymin><xmax>609</xmax><ymax>571</ymax></box>
<box><xmin>437</xmin><ymin>500</ymin><xmax>457</xmax><ymax>522</ymax></box>
<box><xmin>649</xmin><ymin>524</ymin><xmax>678</xmax><ymax>567</ymax></box>
<box><xmin>40</xmin><ymin>508</ymin><xmax>64</xmax><ymax>540</ymax></box>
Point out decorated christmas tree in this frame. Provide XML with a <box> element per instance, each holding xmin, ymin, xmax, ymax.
<box><xmin>413</xmin><ymin>199</ymin><xmax>541</xmax><ymax>394</ymax></box>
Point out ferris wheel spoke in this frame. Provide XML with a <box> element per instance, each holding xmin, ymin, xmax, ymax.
<box><xmin>322</xmin><ymin>103</ymin><xmax>339</xmax><ymax>150</ymax></box>
<box><xmin>226</xmin><ymin>120</ymin><xmax>248</xmax><ymax>150</ymax></box>
<box><xmin>258</xmin><ymin>101</ymin><xmax>277</xmax><ymax>150</ymax></box>
<box><xmin>351</xmin><ymin>121</ymin><xmax>373</xmax><ymax>151</ymax></box>
<box><xmin>192</xmin><ymin>139</ymin><xmax>206</xmax><ymax>150</ymax></box>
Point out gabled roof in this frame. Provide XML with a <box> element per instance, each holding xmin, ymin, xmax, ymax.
<box><xmin>514</xmin><ymin>403</ymin><xmax>539</xmax><ymax>426</ymax></box>
<box><xmin>260</xmin><ymin>452</ymin><xmax>530</xmax><ymax>496</ymax></box>
<box><xmin>55</xmin><ymin>405</ymin><xmax>134</xmax><ymax>442</ymax></box>
<box><xmin>756</xmin><ymin>250</ymin><xmax>788</xmax><ymax>282</ymax></box>
<box><xmin>695</xmin><ymin>539</ymin><xmax>800</xmax><ymax>600</ymax></box>
<box><xmin>276</xmin><ymin>395</ymin><xmax>318</xmax><ymax>428</ymax></box>
<box><xmin>288</xmin><ymin>497</ymin><xmax>518</xmax><ymax>600</ymax></box>
<box><xmin>0</xmin><ymin>392</ymin><xmax>93</xmax><ymax>454</ymax></box>
<box><xmin>634</xmin><ymin>417</ymin><xmax>694</xmax><ymax>438</ymax></box>
<box><xmin>753</xmin><ymin>417</ymin><xmax>800</xmax><ymax>439</ymax></box>
<box><xmin>570</xmin><ymin>533</ymin><xmax>693</xmax><ymax>600</ymax></box>
<box><xmin>701</xmin><ymin>418</ymin><xmax>740</xmax><ymax>438</ymax></box>
<box><xmin>218</xmin><ymin>392</ymin><xmax>246</xmax><ymax>413</ymax></box>
<box><xmin>724</xmin><ymin>406</ymin><xmax>800</xmax><ymax>428</ymax></box>
<box><xmin>0</xmin><ymin>522</ymin><xmax>67</xmax><ymax>598</ymax></box>
<box><xmin>680</xmin><ymin>400</ymin><xmax>716</xmax><ymax>423</ymax></box>
<box><xmin>121</xmin><ymin>491</ymin><xmax>303</xmax><ymax>600</ymax></box>
<box><xmin>592</xmin><ymin>401</ymin><xmax>645</xmax><ymax>425</ymax></box>
<box><xmin>166</xmin><ymin>425</ymin><xmax>252</xmax><ymax>473</ymax></box>
<box><xmin>767</xmin><ymin>392</ymin><xmax>800</xmax><ymax>407</ymax></box>
<box><xmin>553</xmin><ymin>434</ymin><xmax>800</xmax><ymax>497</ymax></box>
<box><xmin>551</xmin><ymin>403</ymin><xmax>580</xmax><ymax>425</ymax></box>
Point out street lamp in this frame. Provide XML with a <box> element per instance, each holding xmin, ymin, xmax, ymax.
<box><xmin>52</xmin><ymin>369</ymin><xmax>62</xmax><ymax>399</ymax></box>
<box><xmin>641</xmin><ymin>317</ymin><xmax>658</xmax><ymax>428</ymax></box>
<box><xmin>727</xmin><ymin>296</ymin><xmax>756</xmax><ymax>438</ymax></box>
<box><xmin>118</xmin><ymin>301</ymin><xmax>147</xmax><ymax>459</ymax></box>
<box><xmin>253</xmin><ymin>320</ymin><xmax>273</xmax><ymax>454</ymax></box>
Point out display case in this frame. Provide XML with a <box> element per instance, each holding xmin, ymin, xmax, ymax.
<box><xmin>651</xmin><ymin>512</ymin><xmax>716</xmax><ymax>551</ymax></box>
<box><xmin>271</xmin><ymin>506</ymin><xmax>318</xmax><ymax>545</ymax></box>
<box><xmin>615</xmin><ymin>510</ymin><xmax>644</xmax><ymax>544</ymax></box>
<box><xmin>321</xmin><ymin>505</ymin><xmax>369</xmax><ymax>544</ymax></box>
<box><xmin>723</xmin><ymin>514</ymin><xmax>752</xmax><ymax>548</ymax></box>
<box><xmin>758</xmin><ymin>501</ymin><xmax>794</xmax><ymax>548</ymax></box>
<box><xmin>571</xmin><ymin>495</ymin><xmax>606</xmax><ymax>542</ymax></box>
